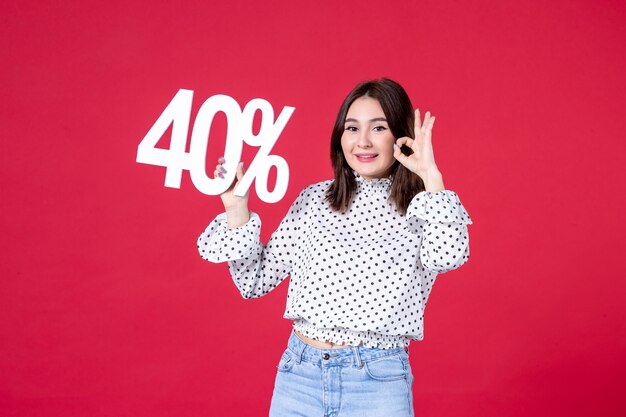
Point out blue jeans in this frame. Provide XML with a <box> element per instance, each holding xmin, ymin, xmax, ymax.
<box><xmin>269</xmin><ymin>330</ymin><xmax>414</xmax><ymax>417</ymax></box>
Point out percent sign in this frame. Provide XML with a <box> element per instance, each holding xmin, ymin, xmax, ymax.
<box><xmin>136</xmin><ymin>89</ymin><xmax>295</xmax><ymax>203</ymax></box>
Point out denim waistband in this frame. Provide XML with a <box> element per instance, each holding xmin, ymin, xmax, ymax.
<box><xmin>286</xmin><ymin>330</ymin><xmax>408</xmax><ymax>367</ymax></box>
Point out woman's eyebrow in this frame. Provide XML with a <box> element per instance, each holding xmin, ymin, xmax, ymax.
<box><xmin>345</xmin><ymin>117</ymin><xmax>388</xmax><ymax>123</ymax></box>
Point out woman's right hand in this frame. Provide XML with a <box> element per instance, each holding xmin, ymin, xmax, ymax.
<box><xmin>214</xmin><ymin>157</ymin><xmax>250</xmax><ymax>228</ymax></box>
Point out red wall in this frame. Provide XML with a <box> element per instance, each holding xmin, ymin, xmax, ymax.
<box><xmin>2</xmin><ymin>1</ymin><xmax>625</xmax><ymax>416</ymax></box>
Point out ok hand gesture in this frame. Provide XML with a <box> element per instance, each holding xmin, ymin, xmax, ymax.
<box><xmin>393</xmin><ymin>109</ymin><xmax>444</xmax><ymax>191</ymax></box>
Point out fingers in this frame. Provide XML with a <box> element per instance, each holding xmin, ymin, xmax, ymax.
<box><xmin>214</xmin><ymin>157</ymin><xmax>246</xmax><ymax>180</ymax></box>
<box><xmin>415</xmin><ymin>109</ymin><xmax>436</xmax><ymax>136</ymax></box>
<box><xmin>393</xmin><ymin>138</ymin><xmax>412</xmax><ymax>163</ymax></box>
<box><xmin>396</xmin><ymin>136</ymin><xmax>414</xmax><ymax>148</ymax></box>
<box><xmin>214</xmin><ymin>157</ymin><xmax>229</xmax><ymax>179</ymax></box>
<box><xmin>393</xmin><ymin>143</ymin><xmax>406</xmax><ymax>163</ymax></box>
<box><xmin>214</xmin><ymin>157</ymin><xmax>226</xmax><ymax>179</ymax></box>
<box><xmin>423</xmin><ymin>111</ymin><xmax>435</xmax><ymax>132</ymax></box>
<box><xmin>428</xmin><ymin>116</ymin><xmax>436</xmax><ymax>130</ymax></box>
<box><xmin>414</xmin><ymin>109</ymin><xmax>421</xmax><ymax>132</ymax></box>
<box><xmin>236</xmin><ymin>161</ymin><xmax>245</xmax><ymax>181</ymax></box>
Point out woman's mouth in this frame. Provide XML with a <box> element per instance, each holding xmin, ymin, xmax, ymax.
<box><xmin>355</xmin><ymin>153</ymin><xmax>378</xmax><ymax>163</ymax></box>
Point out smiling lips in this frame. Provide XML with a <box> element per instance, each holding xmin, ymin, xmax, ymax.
<box><xmin>355</xmin><ymin>153</ymin><xmax>378</xmax><ymax>162</ymax></box>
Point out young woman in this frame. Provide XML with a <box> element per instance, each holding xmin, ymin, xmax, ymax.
<box><xmin>198</xmin><ymin>79</ymin><xmax>472</xmax><ymax>417</ymax></box>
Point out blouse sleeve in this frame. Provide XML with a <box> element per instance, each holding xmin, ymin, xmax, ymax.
<box><xmin>197</xmin><ymin>190</ymin><xmax>306</xmax><ymax>299</ymax></box>
<box><xmin>406</xmin><ymin>190</ymin><xmax>473</xmax><ymax>273</ymax></box>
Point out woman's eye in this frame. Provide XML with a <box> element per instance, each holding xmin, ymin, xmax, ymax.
<box><xmin>373</xmin><ymin>126</ymin><xmax>388</xmax><ymax>132</ymax></box>
<box><xmin>345</xmin><ymin>126</ymin><xmax>357</xmax><ymax>132</ymax></box>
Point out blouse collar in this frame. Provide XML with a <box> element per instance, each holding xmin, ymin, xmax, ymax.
<box><xmin>352</xmin><ymin>170</ymin><xmax>393</xmax><ymax>193</ymax></box>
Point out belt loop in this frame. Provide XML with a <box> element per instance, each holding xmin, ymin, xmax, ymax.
<box><xmin>351</xmin><ymin>346</ymin><xmax>363</xmax><ymax>368</ymax></box>
<box><xmin>295</xmin><ymin>334</ymin><xmax>306</xmax><ymax>365</ymax></box>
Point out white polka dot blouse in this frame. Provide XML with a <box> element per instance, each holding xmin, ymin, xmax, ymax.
<box><xmin>198</xmin><ymin>172</ymin><xmax>472</xmax><ymax>348</ymax></box>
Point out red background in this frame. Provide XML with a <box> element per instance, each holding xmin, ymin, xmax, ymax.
<box><xmin>2</xmin><ymin>0</ymin><xmax>626</xmax><ymax>416</ymax></box>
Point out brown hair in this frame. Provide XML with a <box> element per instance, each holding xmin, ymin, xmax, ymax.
<box><xmin>325</xmin><ymin>78</ymin><xmax>424</xmax><ymax>215</ymax></box>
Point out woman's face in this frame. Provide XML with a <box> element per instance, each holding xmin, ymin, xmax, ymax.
<box><xmin>341</xmin><ymin>96</ymin><xmax>397</xmax><ymax>180</ymax></box>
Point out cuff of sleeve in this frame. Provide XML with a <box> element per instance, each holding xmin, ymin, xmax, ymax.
<box><xmin>197</xmin><ymin>212</ymin><xmax>262</xmax><ymax>263</ymax></box>
<box><xmin>406</xmin><ymin>190</ymin><xmax>472</xmax><ymax>232</ymax></box>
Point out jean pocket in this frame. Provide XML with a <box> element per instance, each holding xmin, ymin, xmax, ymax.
<box><xmin>364</xmin><ymin>354</ymin><xmax>408</xmax><ymax>381</ymax></box>
<box><xmin>277</xmin><ymin>350</ymin><xmax>296</xmax><ymax>373</ymax></box>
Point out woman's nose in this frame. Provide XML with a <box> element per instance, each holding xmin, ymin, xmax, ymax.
<box><xmin>357</xmin><ymin>131</ymin><xmax>372</xmax><ymax>148</ymax></box>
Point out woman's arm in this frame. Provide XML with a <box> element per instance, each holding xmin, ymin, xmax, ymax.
<box><xmin>406</xmin><ymin>190</ymin><xmax>472</xmax><ymax>273</ymax></box>
<box><xmin>197</xmin><ymin>214</ymin><xmax>290</xmax><ymax>298</ymax></box>
<box><xmin>197</xmin><ymin>182</ymin><xmax>306</xmax><ymax>299</ymax></box>
<box><xmin>394</xmin><ymin>110</ymin><xmax>472</xmax><ymax>272</ymax></box>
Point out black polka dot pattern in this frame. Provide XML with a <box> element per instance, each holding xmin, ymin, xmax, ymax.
<box><xmin>198</xmin><ymin>172</ymin><xmax>472</xmax><ymax>348</ymax></box>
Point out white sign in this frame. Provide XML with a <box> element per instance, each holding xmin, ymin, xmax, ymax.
<box><xmin>137</xmin><ymin>89</ymin><xmax>295</xmax><ymax>203</ymax></box>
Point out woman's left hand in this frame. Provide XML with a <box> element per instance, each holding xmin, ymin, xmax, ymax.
<box><xmin>393</xmin><ymin>109</ymin><xmax>445</xmax><ymax>191</ymax></box>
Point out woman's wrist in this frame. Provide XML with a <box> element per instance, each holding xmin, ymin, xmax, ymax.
<box><xmin>419</xmin><ymin>168</ymin><xmax>445</xmax><ymax>192</ymax></box>
<box><xmin>225</xmin><ymin>206</ymin><xmax>250</xmax><ymax>229</ymax></box>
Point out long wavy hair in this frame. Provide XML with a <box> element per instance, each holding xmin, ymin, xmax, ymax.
<box><xmin>325</xmin><ymin>78</ymin><xmax>424</xmax><ymax>215</ymax></box>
